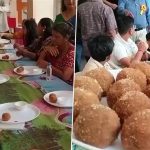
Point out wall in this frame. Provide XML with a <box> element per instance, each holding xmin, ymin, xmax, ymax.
<box><xmin>28</xmin><ymin>0</ymin><xmax>61</xmax><ymax>23</ymax></box>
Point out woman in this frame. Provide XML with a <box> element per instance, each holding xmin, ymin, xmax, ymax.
<box><xmin>15</xmin><ymin>18</ymin><xmax>53</xmax><ymax>60</ymax></box>
<box><xmin>37</xmin><ymin>22</ymin><xmax>74</xmax><ymax>85</ymax></box>
<box><xmin>55</xmin><ymin>0</ymin><xmax>76</xmax><ymax>29</ymax></box>
<box><xmin>0</xmin><ymin>0</ymin><xmax>10</xmax><ymax>32</ymax></box>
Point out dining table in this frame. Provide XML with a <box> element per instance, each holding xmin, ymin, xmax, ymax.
<box><xmin>0</xmin><ymin>42</ymin><xmax>73</xmax><ymax>150</ymax></box>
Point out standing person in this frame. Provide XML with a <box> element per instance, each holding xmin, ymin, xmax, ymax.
<box><xmin>118</xmin><ymin>0</ymin><xmax>150</xmax><ymax>42</ymax></box>
<box><xmin>55</xmin><ymin>0</ymin><xmax>76</xmax><ymax>29</ymax></box>
<box><xmin>78</xmin><ymin>0</ymin><xmax>117</xmax><ymax>60</ymax></box>
<box><xmin>0</xmin><ymin>0</ymin><xmax>10</xmax><ymax>32</ymax></box>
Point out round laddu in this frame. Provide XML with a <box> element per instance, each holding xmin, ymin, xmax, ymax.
<box><xmin>75</xmin><ymin>75</ymin><xmax>103</xmax><ymax>99</ymax></box>
<box><xmin>85</xmin><ymin>68</ymin><xmax>114</xmax><ymax>96</ymax></box>
<box><xmin>113</xmin><ymin>91</ymin><xmax>150</xmax><ymax>123</ymax></box>
<box><xmin>121</xmin><ymin>109</ymin><xmax>150</xmax><ymax>150</ymax></box>
<box><xmin>73</xmin><ymin>88</ymin><xmax>99</xmax><ymax>121</ymax></box>
<box><xmin>107</xmin><ymin>79</ymin><xmax>141</xmax><ymax>108</ymax></box>
<box><xmin>144</xmin><ymin>84</ymin><xmax>150</xmax><ymax>98</ymax></box>
<box><xmin>116</xmin><ymin>68</ymin><xmax>146</xmax><ymax>91</ymax></box>
<box><xmin>130</xmin><ymin>62</ymin><xmax>150</xmax><ymax>84</ymax></box>
<box><xmin>74</xmin><ymin>104</ymin><xmax>120</xmax><ymax>148</ymax></box>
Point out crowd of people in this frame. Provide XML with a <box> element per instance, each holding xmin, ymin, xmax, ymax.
<box><xmin>76</xmin><ymin>0</ymin><xmax>150</xmax><ymax>72</ymax></box>
<box><xmin>0</xmin><ymin>0</ymin><xmax>76</xmax><ymax>85</ymax></box>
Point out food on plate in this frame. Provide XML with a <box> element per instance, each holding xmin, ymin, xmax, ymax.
<box><xmin>116</xmin><ymin>68</ymin><xmax>146</xmax><ymax>91</ymax></box>
<box><xmin>74</xmin><ymin>104</ymin><xmax>120</xmax><ymax>148</ymax></box>
<box><xmin>113</xmin><ymin>91</ymin><xmax>150</xmax><ymax>123</ymax></box>
<box><xmin>16</xmin><ymin>66</ymin><xmax>24</xmax><ymax>73</ymax></box>
<box><xmin>49</xmin><ymin>93</ymin><xmax>57</xmax><ymax>103</ymax></box>
<box><xmin>85</xmin><ymin>68</ymin><xmax>114</xmax><ymax>96</ymax></box>
<box><xmin>75</xmin><ymin>75</ymin><xmax>103</xmax><ymax>99</ymax></box>
<box><xmin>121</xmin><ymin>109</ymin><xmax>150</xmax><ymax>150</ymax></box>
<box><xmin>74</xmin><ymin>88</ymin><xmax>99</xmax><ymax>121</ymax></box>
<box><xmin>2</xmin><ymin>55</ymin><xmax>9</xmax><ymax>60</ymax></box>
<box><xmin>107</xmin><ymin>79</ymin><xmax>141</xmax><ymax>108</ymax></box>
<box><xmin>130</xmin><ymin>61</ymin><xmax>150</xmax><ymax>84</ymax></box>
<box><xmin>2</xmin><ymin>112</ymin><xmax>11</xmax><ymax>121</ymax></box>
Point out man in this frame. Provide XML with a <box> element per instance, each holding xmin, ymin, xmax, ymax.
<box><xmin>78</xmin><ymin>0</ymin><xmax>117</xmax><ymax>60</ymax></box>
<box><xmin>118</xmin><ymin>0</ymin><xmax>150</xmax><ymax>42</ymax></box>
<box><xmin>0</xmin><ymin>0</ymin><xmax>10</xmax><ymax>32</ymax></box>
<box><xmin>108</xmin><ymin>15</ymin><xmax>147</xmax><ymax>68</ymax></box>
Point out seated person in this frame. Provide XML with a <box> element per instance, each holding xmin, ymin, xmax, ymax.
<box><xmin>15</xmin><ymin>18</ymin><xmax>53</xmax><ymax>60</ymax></box>
<box><xmin>1</xmin><ymin>19</ymin><xmax>32</xmax><ymax>46</ymax></box>
<box><xmin>82</xmin><ymin>34</ymin><xmax>114</xmax><ymax>74</ymax></box>
<box><xmin>37</xmin><ymin>22</ymin><xmax>74</xmax><ymax>85</ymax></box>
<box><xmin>108</xmin><ymin>15</ymin><xmax>147</xmax><ymax>69</ymax></box>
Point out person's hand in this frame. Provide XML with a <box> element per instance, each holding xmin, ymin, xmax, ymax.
<box><xmin>14</xmin><ymin>43</ymin><xmax>21</xmax><ymax>49</ymax></box>
<box><xmin>124</xmin><ymin>9</ymin><xmax>134</xmax><ymax>17</ymax></box>
<box><xmin>44</xmin><ymin>45</ymin><xmax>59</xmax><ymax>57</ymax></box>
<box><xmin>16</xmin><ymin>50</ymin><xmax>22</xmax><ymax>56</ymax></box>
<box><xmin>137</xmin><ymin>41</ymin><xmax>147</xmax><ymax>53</ymax></box>
<box><xmin>111</xmin><ymin>4</ymin><xmax>118</xmax><ymax>10</ymax></box>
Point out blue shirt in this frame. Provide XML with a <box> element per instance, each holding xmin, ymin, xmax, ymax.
<box><xmin>118</xmin><ymin>0</ymin><xmax>150</xmax><ymax>28</ymax></box>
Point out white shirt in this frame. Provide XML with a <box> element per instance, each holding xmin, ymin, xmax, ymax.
<box><xmin>0</xmin><ymin>0</ymin><xmax>10</xmax><ymax>32</ymax></box>
<box><xmin>82</xmin><ymin>57</ymin><xmax>112</xmax><ymax>74</ymax></box>
<box><xmin>108</xmin><ymin>34</ymin><xmax>138</xmax><ymax>68</ymax></box>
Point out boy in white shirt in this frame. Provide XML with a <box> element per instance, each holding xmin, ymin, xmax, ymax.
<box><xmin>82</xmin><ymin>34</ymin><xmax>114</xmax><ymax>73</ymax></box>
<box><xmin>108</xmin><ymin>15</ymin><xmax>147</xmax><ymax>69</ymax></box>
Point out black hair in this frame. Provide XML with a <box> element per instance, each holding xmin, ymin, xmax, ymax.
<box><xmin>146</xmin><ymin>32</ymin><xmax>150</xmax><ymax>41</ymax></box>
<box><xmin>53</xmin><ymin>22</ymin><xmax>73</xmax><ymax>41</ymax></box>
<box><xmin>116</xmin><ymin>15</ymin><xmax>134</xmax><ymax>35</ymax></box>
<box><xmin>61</xmin><ymin>0</ymin><xmax>67</xmax><ymax>12</ymax></box>
<box><xmin>24</xmin><ymin>18</ymin><xmax>38</xmax><ymax>47</ymax></box>
<box><xmin>78</xmin><ymin>0</ymin><xmax>87</xmax><ymax>5</ymax></box>
<box><xmin>88</xmin><ymin>35</ymin><xmax>114</xmax><ymax>62</ymax></box>
<box><xmin>38</xmin><ymin>18</ymin><xmax>53</xmax><ymax>40</ymax></box>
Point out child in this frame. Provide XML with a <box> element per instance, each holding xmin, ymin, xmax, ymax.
<box><xmin>82</xmin><ymin>34</ymin><xmax>114</xmax><ymax>73</ymax></box>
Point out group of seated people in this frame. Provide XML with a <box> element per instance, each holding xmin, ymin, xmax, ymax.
<box><xmin>81</xmin><ymin>14</ymin><xmax>150</xmax><ymax>74</ymax></box>
<box><xmin>1</xmin><ymin>17</ymin><xmax>75</xmax><ymax>85</ymax></box>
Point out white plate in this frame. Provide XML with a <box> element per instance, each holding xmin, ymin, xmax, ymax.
<box><xmin>72</xmin><ymin>135</ymin><xmax>123</xmax><ymax>150</ymax></box>
<box><xmin>0</xmin><ymin>74</ymin><xmax>10</xmax><ymax>84</ymax></box>
<box><xmin>0</xmin><ymin>102</ymin><xmax>40</xmax><ymax>124</ymax></box>
<box><xmin>107</xmin><ymin>69</ymin><xmax>122</xmax><ymax>80</ymax></box>
<box><xmin>43</xmin><ymin>91</ymin><xmax>73</xmax><ymax>108</ymax></box>
<box><xmin>0</xmin><ymin>39</ymin><xmax>10</xmax><ymax>44</ymax></box>
<box><xmin>0</xmin><ymin>53</ymin><xmax>22</xmax><ymax>61</ymax></box>
<box><xmin>14</xmin><ymin>66</ymin><xmax>44</xmax><ymax>76</ymax></box>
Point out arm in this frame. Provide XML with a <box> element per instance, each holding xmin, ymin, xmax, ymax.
<box><xmin>119</xmin><ymin>42</ymin><xmax>147</xmax><ymax>67</ymax></box>
<box><xmin>118</xmin><ymin>0</ymin><xmax>133</xmax><ymax>17</ymax></box>
<box><xmin>52</xmin><ymin>66</ymin><xmax>73</xmax><ymax>81</ymax></box>
<box><xmin>105</xmin><ymin>7</ymin><xmax>117</xmax><ymax>38</ymax></box>
<box><xmin>103</xmin><ymin>0</ymin><xmax>117</xmax><ymax>10</ymax></box>
<box><xmin>37</xmin><ymin>49</ymin><xmax>74</xmax><ymax>81</ymax></box>
<box><xmin>15</xmin><ymin>44</ymin><xmax>37</xmax><ymax>60</ymax></box>
<box><xmin>0</xmin><ymin>0</ymin><xmax>10</xmax><ymax>12</ymax></box>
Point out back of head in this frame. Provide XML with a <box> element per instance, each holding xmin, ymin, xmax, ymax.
<box><xmin>88</xmin><ymin>35</ymin><xmax>114</xmax><ymax>62</ymax></box>
<box><xmin>53</xmin><ymin>22</ymin><xmax>73</xmax><ymax>41</ymax></box>
<box><xmin>116</xmin><ymin>15</ymin><xmax>134</xmax><ymax>35</ymax></box>
<box><xmin>39</xmin><ymin>17</ymin><xmax>54</xmax><ymax>39</ymax></box>
<box><xmin>24</xmin><ymin>18</ymin><xmax>38</xmax><ymax>46</ymax></box>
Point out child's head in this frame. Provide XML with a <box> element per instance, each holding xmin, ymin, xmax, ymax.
<box><xmin>88</xmin><ymin>35</ymin><xmax>114</xmax><ymax>62</ymax></box>
<box><xmin>146</xmin><ymin>32</ymin><xmax>150</xmax><ymax>48</ymax></box>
